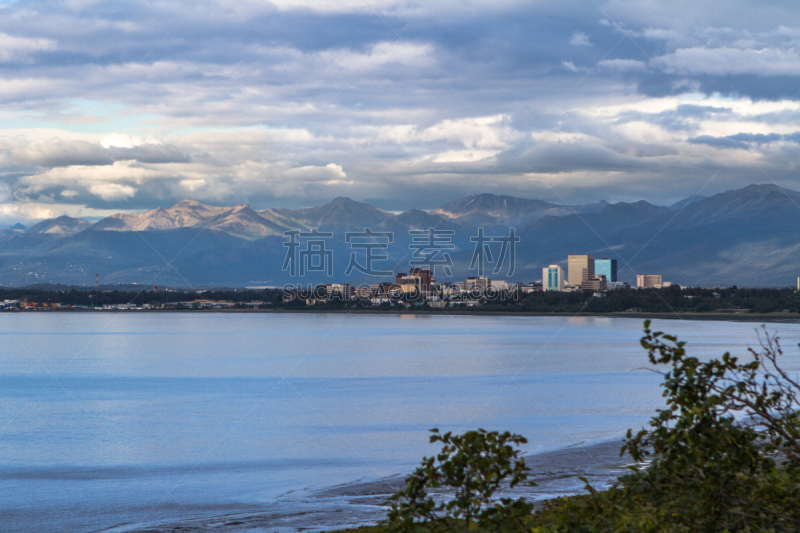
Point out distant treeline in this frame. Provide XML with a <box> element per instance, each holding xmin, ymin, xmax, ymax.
<box><xmin>0</xmin><ymin>288</ymin><xmax>284</xmax><ymax>307</ymax></box>
<box><xmin>284</xmin><ymin>286</ymin><xmax>800</xmax><ymax>314</ymax></box>
<box><xmin>3</xmin><ymin>285</ymin><xmax>800</xmax><ymax>314</ymax></box>
<box><xmin>504</xmin><ymin>286</ymin><xmax>800</xmax><ymax>314</ymax></box>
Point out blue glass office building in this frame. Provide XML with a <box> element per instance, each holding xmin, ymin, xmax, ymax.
<box><xmin>595</xmin><ymin>258</ymin><xmax>617</xmax><ymax>282</ymax></box>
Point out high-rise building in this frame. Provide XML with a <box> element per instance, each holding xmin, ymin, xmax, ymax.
<box><xmin>409</xmin><ymin>267</ymin><xmax>434</xmax><ymax>290</ymax></box>
<box><xmin>595</xmin><ymin>258</ymin><xmax>617</xmax><ymax>282</ymax></box>
<box><xmin>567</xmin><ymin>255</ymin><xmax>594</xmax><ymax>286</ymax></box>
<box><xmin>543</xmin><ymin>265</ymin><xmax>564</xmax><ymax>291</ymax></box>
<box><xmin>396</xmin><ymin>275</ymin><xmax>422</xmax><ymax>294</ymax></box>
<box><xmin>637</xmin><ymin>275</ymin><xmax>662</xmax><ymax>289</ymax></box>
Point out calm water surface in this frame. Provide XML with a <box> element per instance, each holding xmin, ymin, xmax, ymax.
<box><xmin>1</xmin><ymin>313</ymin><xmax>799</xmax><ymax>533</ymax></box>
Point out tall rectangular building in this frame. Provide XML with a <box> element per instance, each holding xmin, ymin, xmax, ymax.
<box><xmin>567</xmin><ymin>255</ymin><xmax>594</xmax><ymax>286</ymax></box>
<box><xmin>595</xmin><ymin>258</ymin><xmax>617</xmax><ymax>282</ymax></box>
<box><xmin>543</xmin><ymin>265</ymin><xmax>564</xmax><ymax>291</ymax></box>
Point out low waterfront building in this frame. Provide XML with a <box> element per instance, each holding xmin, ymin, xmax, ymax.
<box><xmin>519</xmin><ymin>283</ymin><xmax>541</xmax><ymax>294</ymax></box>
<box><xmin>329</xmin><ymin>283</ymin><xmax>355</xmax><ymax>300</ymax></box>
<box><xmin>354</xmin><ymin>286</ymin><xmax>373</xmax><ymax>299</ymax></box>
<box><xmin>637</xmin><ymin>275</ymin><xmax>663</xmax><ymax>289</ymax></box>
<box><xmin>464</xmin><ymin>277</ymin><xmax>491</xmax><ymax>291</ymax></box>
<box><xmin>579</xmin><ymin>274</ymin><xmax>607</xmax><ymax>291</ymax></box>
<box><xmin>489</xmin><ymin>280</ymin><xmax>512</xmax><ymax>291</ymax></box>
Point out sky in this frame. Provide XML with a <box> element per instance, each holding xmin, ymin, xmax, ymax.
<box><xmin>2</xmin><ymin>0</ymin><xmax>800</xmax><ymax>223</ymax></box>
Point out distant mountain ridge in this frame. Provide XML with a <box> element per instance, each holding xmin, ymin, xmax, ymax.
<box><xmin>25</xmin><ymin>192</ymin><xmax>622</xmax><ymax>240</ymax></box>
<box><xmin>1</xmin><ymin>183</ymin><xmax>799</xmax><ymax>287</ymax></box>
<box><xmin>432</xmin><ymin>194</ymin><xmax>609</xmax><ymax>229</ymax></box>
<box><xmin>26</xmin><ymin>216</ymin><xmax>92</xmax><ymax>235</ymax></box>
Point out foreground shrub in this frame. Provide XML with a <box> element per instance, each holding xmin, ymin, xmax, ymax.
<box><xmin>388</xmin><ymin>321</ymin><xmax>800</xmax><ymax>532</ymax></box>
<box><xmin>387</xmin><ymin>428</ymin><xmax>535</xmax><ymax>532</ymax></box>
<box><xmin>534</xmin><ymin>321</ymin><xmax>800</xmax><ymax>532</ymax></box>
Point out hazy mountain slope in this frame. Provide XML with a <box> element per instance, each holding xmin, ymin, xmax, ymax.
<box><xmin>433</xmin><ymin>194</ymin><xmax>560</xmax><ymax>228</ymax></box>
<box><xmin>0</xmin><ymin>228</ymin><xmax>247</xmax><ymax>286</ymax></box>
<box><xmin>376</xmin><ymin>209</ymin><xmax>463</xmax><ymax>233</ymax></box>
<box><xmin>89</xmin><ymin>200</ymin><xmax>228</xmax><ymax>232</ymax></box>
<box><xmin>2</xmin><ymin>184</ymin><xmax>800</xmax><ymax>287</ymax></box>
<box><xmin>89</xmin><ymin>207</ymin><xmax>183</xmax><ymax>232</ymax></box>
<box><xmin>166</xmin><ymin>199</ymin><xmax>228</xmax><ymax>227</ymax></box>
<box><xmin>669</xmin><ymin>194</ymin><xmax>706</xmax><ymax>211</ymax></box>
<box><xmin>513</xmin><ymin>185</ymin><xmax>800</xmax><ymax>286</ymax></box>
<box><xmin>26</xmin><ymin>216</ymin><xmax>91</xmax><ymax>235</ymax></box>
<box><xmin>673</xmin><ymin>184</ymin><xmax>800</xmax><ymax>225</ymax></box>
<box><xmin>433</xmin><ymin>193</ymin><xmax>610</xmax><ymax>229</ymax></box>
<box><xmin>510</xmin><ymin>200</ymin><xmax>672</xmax><ymax>279</ymax></box>
<box><xmin>202</xmin><ymin>205</ymin><xmax>289</xmax><ymax>240</ymax></box>
<box><xmin>256</xmin><ymin>209</ymin><xmax>311</xmax><ymax>232</ymax></box>
<box><xmin>272</xmin><ymin>197</ymin><xmax>393</xmax><ymax>232</ymax></box>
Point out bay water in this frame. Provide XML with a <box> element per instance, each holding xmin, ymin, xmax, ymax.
<box><xmin>1</xmin><ymin>313</ymin><xmax>799</xmax><ymax>532</ymax></box>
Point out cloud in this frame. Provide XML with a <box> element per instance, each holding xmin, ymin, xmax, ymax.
<box><xmin>0</xmin><ymin>0</ymin><xmax>800</xmax><ymax>216</ymax></box>
<box><xmin>281</xmin><ymin>163</ymin><xmax>353</xmax><ymax>187</ymax></box>
<box><xmin>569</xmin><ymin>31</ymin><xmax>592</xmax><ymax>46</ymax></box>
<box><xmin>689</xmin><ymin>132</ymin><xmax>797</xmax><ymax>149</ymax></box>
<box><xmin>89</xmin><ymin>182</ymin><xmax>137</xmax><ymax>201</ymax></box>
<box><xmin>562</xmin><ymin>60</ymin><xmax>580</xmax><ymax>72</ymax></box>
<box><xmin>597</xmin><ymin>59</ymin><xmax>647</xmax><ymax>71</ymax></box>
<box><xmin>0</xmin><ymin>202</ymin><xmax>55</xmax><ymax>221</ymax></box>
<box><xmin>652</xmin><ymin>46</ymin><xmax>800</xmax><ymax>76</ymax></box>
<box><xmin>0</xmin><ymin>32</ymin><xmax>55</xmax><ymax>62</ymax></box>
<box><xmin>318</xmin><ymin>41</ymin><xmax>434</xmax><ymax>72</ymax></box>
<box><xmin>180</xmin><ymin>178</ymin><xmax>206</xmax><ymax>192</ymax></box>
<box><xmin>7</xmin><ymin>139</ymin><xmax>190</xmax><ymax>168</ymax></box>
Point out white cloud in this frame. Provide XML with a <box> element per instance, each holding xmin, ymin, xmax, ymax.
<box><xmin>597</xmin><ymin>58</ymin><xmax>647</xmax><ymax>71</ymax></box>
<box><xmin>653</xmin><ymin>46</ymin><xmax>800</xmax><ymax>76</ymax></box>
<box><xmin>180</xmin><ymin>178</ymin><xmax>207</xmax><ymax>192</ymax></box>
<box><xmin>569</xmin><ymin>31</ymin><xmax>592</xmax><ymax>46</ymax></box>
<box><xmin>420</xmin><ymin>115</ymin><xmax>510</xmax><ymax>146</ymax></box>
<box><xmin>219</xmin><ymin>0</ymin><xmax>529</xmax><ymax>16</ymax></box>
<box><xmin>101</xmin><ymin>133</ymin><xmax>147</xmax><ymax>149</ymax></box>
<box><xmin>88</xmin><ymin>182</ymin><xmax>137</xmax><ymax>201</ymax></box>
<box><xmin>318</xmin><ymin>42</ymin><xmax>434</xmax><ymax>72</ymax></box>
<box><xmin>282</xmin><ymin>162</ymin><xmax>350</xmax><ymax>184</ymax></box>
<box><xmin>0</xmin><ymin>202</ymin><xmax>55</xmax><ymax>221</ymax></box>
<box><xmin>433</xmin><ymin>149</ymin><xmax>502</xmax><ymax>163</ymax></box>
<box><xmin>0</xmin><ymin>32</ymin><xmax>56</xmax><ymax>62</ymax></box>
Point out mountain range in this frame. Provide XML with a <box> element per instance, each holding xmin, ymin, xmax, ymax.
<box><xmin>1</xmin><ymin>183</ymin><xmax>798</xmax><ymax>287</ymax></box>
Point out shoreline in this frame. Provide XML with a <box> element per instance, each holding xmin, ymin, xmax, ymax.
<box><xmin>102</xmin><ymin>439</ymin><xmax>629</xmax><ymax>533</ymax></box>
<box><xmin>8</xmin><ymin>307</ymin><xmax>800</xmax><ymax>324</ymax></box>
